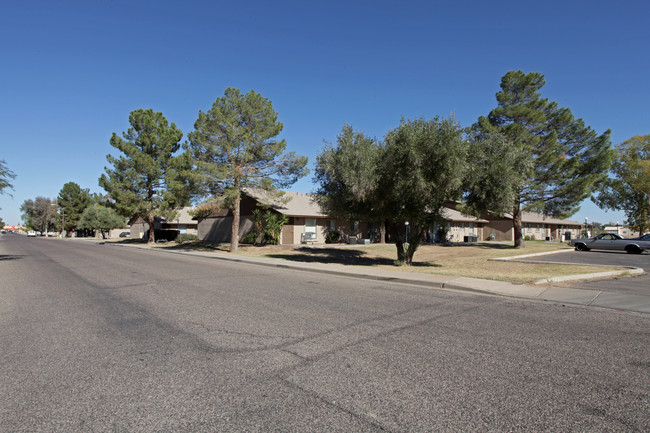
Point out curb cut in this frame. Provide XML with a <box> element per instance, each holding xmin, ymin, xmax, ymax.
<box><xmin>489</xmin><ymin>248</ymin><xmax>574</xmax><ymax>261</ymax></box>
<box><xmin>532</xmin><ymin>267</ymin><xmax>645</xmax><ymax>285</ymax></box>
<box><xmin>489</xmin><ymin>248</ymin><xmax>645</xmax><ymax>285</ymax></box>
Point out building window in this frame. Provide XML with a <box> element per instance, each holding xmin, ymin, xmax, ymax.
<box><xmin>305</xmin><ymin>218</ymin><xmax>316</xmax><ymax>234</ymax></box>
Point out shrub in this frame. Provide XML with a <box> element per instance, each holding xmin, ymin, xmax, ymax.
<box><xmin>242</xmin><ymin>231</ymin><xmax>258</xmax><ymax>244</ymax></box>
<box><xmin>188</xmin><ymin>202</ymin><xmax>219</xmax><ymax>219</ymax></box>
<box><xmin>153</xmin><ymin>229</ymin><xmax>179</xmax><ymax>242</ymax></box>
<box><xmin>325</xmin><ymin>230</ymin><xmax>341</xmax><ymax>243</ymax></box>
<box><xmin>177</xmin><ymin>234</ymin><xmax>198</xmax><ymax>243</ymax></box>
<box><xmin>252</xmin><ymin>209</ymin><xmax>288</xmax><ymax>245</ymax></box>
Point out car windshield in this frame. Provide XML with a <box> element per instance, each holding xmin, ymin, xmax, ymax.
<box><xmin>597</xmin><ymin>233</ymin><xmax>624</xmax><ymax>240</ymax></box>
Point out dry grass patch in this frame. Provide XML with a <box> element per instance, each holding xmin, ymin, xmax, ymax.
<box><xmin>237</xmin><ymin>241</ymin><xmax>622</xmax><ymax>284</ymax></box>
<box><xmin>146</xmin><ymin>239</ymin><xmax>622</xmax><ymax>284</ymax></box>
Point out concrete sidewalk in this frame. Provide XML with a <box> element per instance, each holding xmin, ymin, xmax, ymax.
<box><xmin>106</xmin><ymin>242</ymin><xmax>650</xmax><ymax>315</ymax></box>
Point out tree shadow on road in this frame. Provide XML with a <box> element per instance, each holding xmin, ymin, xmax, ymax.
<box><xmin>0</xmin><ymin>254</ymin><xmax>23</xmax><ymax>261</ymax></box>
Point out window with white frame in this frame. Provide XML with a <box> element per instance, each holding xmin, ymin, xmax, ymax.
<box><xmin>305</xmin><ymin>218</ymin><xmax>316</xmax><ymax>234</ymax></box>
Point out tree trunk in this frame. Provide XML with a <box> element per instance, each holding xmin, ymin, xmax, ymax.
<box><xmin>379</xmin><ymin>221</ymin><xmax>386</xmax><ymax>244</ymax></box>
<box><xmin>395</xmin><ymin>241</ymin><xmax>406</xmax><ymax>264</ymax></box>
<box><xmin>147</xmin><ymin>211</ymin><xmax>155</xmax><ymax>244</ymax></box>
<box><xmin>230</xmin><ymin>192</ymin><xmax>241</xmax><ymax>253</ymax></box>
<box><xmin>513</xmin><ymin>206</ymin><xmax>525</xmax><ymax>248</ymax></box>
<box><xmin>393</xmin><ymin>224</ymin><xmax>420</xmax><ymax>266</ymax></box>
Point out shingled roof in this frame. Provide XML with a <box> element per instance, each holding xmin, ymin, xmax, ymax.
<box><xmin>440</xmin><ymin>207</ymin><xmax>489</xmax><ymax>223</ymax></box>
<box><xmin>496</xmin><ymin>211</ymin><xmax>582</xmax><ymax>225</ymax></box>
<box><xmin>244</xmin><ymin>189</ymin><xmax>327</xmax><ymax>218</ymax></box>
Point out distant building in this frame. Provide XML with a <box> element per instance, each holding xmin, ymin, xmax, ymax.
<box><xmin>194</xmin><ymin>190</ymin><xmax>584</xmax><ymax>245</ymax></box>
<box><xmin>603</xmin><ymin>226</ymin><xmax>636</xmax><ymax>237</ymax></box>
<box><xmin>128</xmin><ymin>207</ymin><xmax>198</xmax><ymax>239</ymax></box>
<box><xmin>482</xmin><ymin>211</ymin><xmax>582</xmax><ymax>242</ymax></box>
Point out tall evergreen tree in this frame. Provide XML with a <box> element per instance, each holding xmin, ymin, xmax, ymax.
<box><xmin>187</xmin><ymin>88</ymin><xmax>308</xmax><ymax>253</ymax></box>
<box><xmin>594</xmin><ymin>134</ymin><xmax>650</xmax><ymax>235</ymax></box>
<box><xmin>0</xmin><ymin>159</ymin><xmax>16</xmax><ymax>198</ymax></box>
<box><xmin>57</xmin><ymin>182</ymin><xmax>94</xmax><ymax>233</ymax></box>
<box><xmin>472</xmin><ymin>70</ymin><xmax>613</xmax><ymax>248</ymax></box>
<box><xmin>99</xmin><ymin>109</ymin><xmax>193</xmax><ymax>243</ymax></box>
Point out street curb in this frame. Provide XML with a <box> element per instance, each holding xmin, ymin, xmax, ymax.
<box><xmin>489</xmin><ymin>248</ymin><xmax>575</xmax><ymax>261</ymax></box>
<box><xmin>101</xmin><ymin>241</ymin><xmax>513</xmax><ymax>296</ymax></box>
<box><xmin>489</xmin><ymin>248</ymin><xmax>645</xmax><ymax>285</ymax></box>
<box><xmin>99</xmin><ymin>241</ymin><xmax>649</xmax><ymax>314</ymax></box>
<box><xmin>532</xmin><ymin>267</ymin><xmax>645</xmax><ymax>285</ymax></box>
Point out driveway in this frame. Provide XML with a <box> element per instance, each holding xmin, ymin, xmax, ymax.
<box><xmin>526</xmin><ymin>249</ymin><xmax>650</xmax><ymax>296</ymax></box>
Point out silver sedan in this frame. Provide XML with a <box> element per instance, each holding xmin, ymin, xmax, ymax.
<box><xmin>569</xmin><ymin>232</ymin><xmax>649</xmax><ymax>254</ymax></box>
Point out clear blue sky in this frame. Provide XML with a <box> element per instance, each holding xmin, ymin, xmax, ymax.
<box><xmin>1</xmin><ymin>0</ymin><xmax>648</xmax><ymax>227</ymax></box>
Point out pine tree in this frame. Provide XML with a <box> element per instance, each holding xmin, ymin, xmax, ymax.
<box><xmin>100</xmin><ymin>109</ymin><xmax>193</xmax><ymax>243</ymax></box>
<box><xmin>187</xmin><ymin>88</ymin><xmax>308</xmax><ymax>253</ymax></box>
<box><xmin>57</xmin><ymin>182</ymin><xmax>94</xmax><ymax>233</ymax></box>
<box><xmin>473</xmin><ymin>70</ymin><xmax>613</xmax><ymax>248</ymax></box>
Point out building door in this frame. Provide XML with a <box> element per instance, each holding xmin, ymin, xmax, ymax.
<box><xmin>282</xmin><ymin>221</ymin><xmax>294</xmax><ymax>245</ymax></box>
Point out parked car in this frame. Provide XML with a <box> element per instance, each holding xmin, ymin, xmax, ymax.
<box><xmin>569</xmin><ymin>232</ymin><xmax>649</xmax><ymax>254</ymax></box>
<box><xmin>27</xmin><ymin>230</ymin><xmax>36</xmax><ymax>237</ymax></box>
<box><xmin>631</xmin><ymin>233</ymin><xmax>650</xmax><ymax>242</ymax></box>
<box><xmin>118</xmin><ymin>231</ymin><xmax>130</xmax><ymax>237</ymax></box>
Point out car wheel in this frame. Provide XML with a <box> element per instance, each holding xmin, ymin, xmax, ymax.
<box><xmin>625</xmin><ymin>245</ymin><xmax>642</xmax><ymax>254</ymax></box>
<box><xmin>575</xmin><ymin>243</ymin><xmax>590</xmax><ymax>251</ymax></box>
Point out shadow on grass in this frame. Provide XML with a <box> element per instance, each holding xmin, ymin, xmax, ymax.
<box><xmin>267</xmin><ymin>247</ymin><xmax>438</xmax><ymax>268</ymax></box>
<box><xmin>474</xmin><ymin>242</ymin><xmax>520</xmax><ymax>250</ymax></box>
<box><xmin>109</xmin><ymin>238</ymin><xmax>227</xmax><ymax>251</ymax></box>
<box><xmin>445</xmin><ymin>242</ymin><xmax>565</xmax><ymax>251</ymax></box>
<box><xmin>159</xmin><ymin>241</ymin><xmax>228</xmax><ymax>252</ymax></box>
<box><xmin>112</xmin><ymin>238</ymin><xmax>148</xmax><ymax>244</ymax></box>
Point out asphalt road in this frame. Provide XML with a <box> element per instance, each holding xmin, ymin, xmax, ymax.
<box><xmin>528</xmin><ymin>249</ymin><xmax>650</xmax><ymax>296</ymax></box>
<box><xmin>1</xmin><ymin>234</ymin><xmax>649</xmax><ymax>432</ymax></box>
